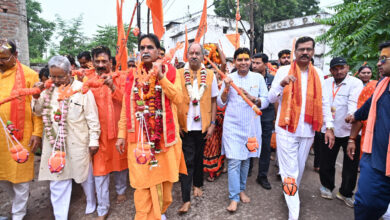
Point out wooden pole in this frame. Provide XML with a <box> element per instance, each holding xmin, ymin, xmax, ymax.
<box><xmin>147</xmin><ymin>8</ymin><xmax>150</xmax><ymax>34</ymax></box>
<box><xmin>137</xmin><ymin>0</ymin><xmax>141</xmax><ymax>50</ymax></box>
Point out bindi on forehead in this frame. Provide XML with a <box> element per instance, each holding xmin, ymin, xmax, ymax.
<box><xmin>237</xmin><ymin>54</ymin><xmax>250</xmax><ymax>59</ymax></box>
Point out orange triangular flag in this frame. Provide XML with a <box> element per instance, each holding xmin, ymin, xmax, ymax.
<box><xmin>146</xmin><ymin>0</ymin><xmax>165</xmax><ymax>40</ymax></box>
<box><xmin>225</xmin><ymin>33</ymin><xmax>240</xmax><ymax>49</ymax></box>
<box><xmin>116</xmin><ymin>0</ymin><xmax>128</xmax><ymax>71</ymax></box>
<box><xmin>183</xmin><ymin>25</ymin><xmax>189</xmax><ymax>62</ymax></box>
<box><xmin>194</xmin><ymin>0</ymin><xmax>207</xmax><ymax>43</ymax></box>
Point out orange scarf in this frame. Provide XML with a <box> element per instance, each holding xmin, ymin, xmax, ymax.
<box><xmin>10</xmin><ymin>60</ymin><xmax>26</xmax><ymax>140</ymax></box>
<box><xmin>362</xmin><ymin>77</ymin><xmax>390</xmax><ymax>176</ymax></box>
<box><xmin>278</xmin><ymin>62</ymin><xmax>323</xmax><ymax>133</ymax></box>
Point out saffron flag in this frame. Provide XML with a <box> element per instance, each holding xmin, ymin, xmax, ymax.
<box><xmin>183</xmin><ymin>25</ymin><xmax>188</xmax><ymax>62</ymax></box>
<box><xmin>116</xmin><ymin>0</ymin><xmax>128</xmax><ymax>70</ymax></box>
<box><xmin>225</xmin><ymin>33</ymin><xmax>240</xmax><ymax>49</ymax></box>
<box><xmin>146</xmin><ymin>0</ymin><xmax>165</xmax><ymax>40</ymax></box>
<box><xmin>194</xmin><ymin>0</ymin><xmax>207</xmax><ymax>43</ymax></box>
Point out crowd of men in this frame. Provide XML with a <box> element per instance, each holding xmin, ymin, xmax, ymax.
<box><xmin>0</xmin><ymin>34</ymin><xmax>389</xmax><ymax>220</ymax></box>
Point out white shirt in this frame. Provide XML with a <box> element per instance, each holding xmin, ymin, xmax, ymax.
<box><xmin>268</xmin><ymin>65</ymin><xmax>334</xmax><ymax>137</ymax></box>
<box><xmin>187</xmin><ymin>74</ymin><xmax>219</xmax><ymax>131</ymax></box>
<box><xmin>320</xmin><ymin>75</ymin><xmax>363</xmax><ymax>137</ymax></box>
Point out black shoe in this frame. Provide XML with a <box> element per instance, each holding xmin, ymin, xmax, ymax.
<box><xmin>256</xmin><ymin>177</ymin><xmax>272</xmax><ymax>190</ymax></box>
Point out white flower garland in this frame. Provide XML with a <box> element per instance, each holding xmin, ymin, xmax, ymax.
<box><xmin>183</xmin><ymin>63</ymin><xmax>207</xmax><ymax>121</ymax></box>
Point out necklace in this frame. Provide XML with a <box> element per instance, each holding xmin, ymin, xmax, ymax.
<box><xmin>183</xmin><ymin>63</ymin><xmax>207</xmax><ymax>121</ymax></box>
<box><xmin>42</xmin><ymin>85</ymin><xmax>70</xmax><ymax>150</ymax></box>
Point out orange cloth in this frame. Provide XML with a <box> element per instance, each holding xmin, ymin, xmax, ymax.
<box><xmin>0</xmin><ymin>64</ymin><xmax>43</xmax><ymax>183</ymax></box>
<box><xmin>90</xmin><ymin>71</ymin><xmax>128</xmax><ymax>176</ymax></box>
<box><xmin>194</xmin><ymin>0</ymin><xmax>208</xmax><ymax>43</ymax></box>
<box><xmin>278</xmin><ymin>62</ymin><xmax>323</xmax><ymax>133</ymax></box>
<box><xmin>183</xmin><ymin>25</ymin><xmax>189</xmax><ymax>62</ymax></box>
<box><xmin>116</xmin><ymin>0</ymin><xmax>128</xmax><ymax>71</ymax></box>
<box><xmin>134</xmin><ymin>181</ymin><xmax>173</xmax><ymax>220</ymax></box>
<box><xmin>362</xmin><ymin>77</ymin><xmax>390</xmax><ymax>176</ymax></box>
<box><xmin>357</xmin><ymin>80</ymin><xmax>377</xmax><ymax>158</ymax></box>
<box><xmin>146</xmin><ymin>0</ymin><xmax>165</xmax><ymax>40</ymax></box>
<box><xmin>117</xmin><ymin>67</ymin><xmax>186</xmax><ymax>218</ymax></box>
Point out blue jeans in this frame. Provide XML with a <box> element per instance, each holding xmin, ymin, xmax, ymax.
<box><xmin>355</xmin><ymin>154</ymin><xmax>390</xmax><ymax>220</ymax></box>
<box><xmin>228</xmin><ymin>158</ymin><xmax>250</xmax><ymax>202</ymax></box>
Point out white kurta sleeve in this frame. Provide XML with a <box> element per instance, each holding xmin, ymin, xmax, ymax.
<box><xmin>83</xmin><ymin>90</ymin><xmax>101</xmax><ymax>147</ymax></box>
<box><xmin>347</xmin><ymin>79</ymin><xmax>364</xmax><ymax>115</ymax></box>
<box><xmin>217</xmin><ymin>81</ymin><xmax>228</xmax><ymax>107</ymax></box>
<box><xmin>258</xmin><ymin>75</ymin><xmax>269</xmax><ymax>110</ymax></box>
<box><xmin>31</xmin><ymin>94</ymin><xmax>45</xmax><ymax>116</ymax></box>
<box><xmin>268</xmin><ymin>66</ymin><xmax>288</xmax><ymax>104</ymax></box>
<box><xmin>318</xmin><ymin>69</ymin><xmax>334</xmax><ymax>128</ymax></box>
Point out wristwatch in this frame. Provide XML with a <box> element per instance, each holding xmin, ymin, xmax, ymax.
<box><xmin>211</xmin><ymin>121</ymin><xmax>216</xmax><ymax>125</ymax></box>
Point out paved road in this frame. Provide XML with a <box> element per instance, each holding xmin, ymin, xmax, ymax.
<box><xmin>0</xmin><ymin>151</ymin><xmax>354</xmax><ymax>220</ymax></box>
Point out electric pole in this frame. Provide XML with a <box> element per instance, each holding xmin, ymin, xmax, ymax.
<box><xmin>250</xmin><ymin>0</ymin><xmax>254</xmax><ymax>55</ymax></box>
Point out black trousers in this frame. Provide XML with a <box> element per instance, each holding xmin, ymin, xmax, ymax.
<box><xmin>318</xmin><ymin>133</ymin><xmax>361</xmax><ymax>197</ymax></box>
<box><xmin>180</xmin><ymin>131</ymin><xmax>206</xmax><ymax>202</ymax></box>
<box><xmin>313</xmin><ymin>132</ymin><xmax>322</xmax><ymax>168</ymax></box>
<box><xmin>257</xmin><ymin>120</ymin><xmax>273</xmax><ymax>179</ymax></box>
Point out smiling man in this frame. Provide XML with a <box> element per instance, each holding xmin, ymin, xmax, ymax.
<box><xmin>218</xmin><ymin>47</ymin><xmax>269</xmax><ymax>212</ymax></box>
<box><xmin>268</xmin><ymin>36</ymin><xmax>334</xmax><ymax>220</ymax></box>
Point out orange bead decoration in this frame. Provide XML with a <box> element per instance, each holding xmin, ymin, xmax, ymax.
<box><xmin>246</xmin><ymin>137</ymin><xmax>259</xmax><ymax>153</ymax></box>
<box><xmin>283</xmin><ymin>177</ymin><xmax>298</xmax><ymax>196</ymax></box>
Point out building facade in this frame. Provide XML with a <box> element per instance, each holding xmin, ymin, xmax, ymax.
<box><xmin>0</xmin><ymin>0</ymin><xmax>29</xmax><ymax>65</ymax></box>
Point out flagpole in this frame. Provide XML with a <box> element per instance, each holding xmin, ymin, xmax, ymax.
<box><xmin>147</xmin><ymin>8</ymin><xmax>150</xmax><ymax>34</ymax></box>
<box><xmin>137</xmin><ymin>0</ymin><xmax>141</xmax><ymax>50</ymax></box>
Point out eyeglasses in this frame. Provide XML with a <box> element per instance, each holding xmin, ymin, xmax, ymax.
<box><xmin>296</xmin><ymin>48</ymin><xmax>314</xmax><ymax>53</ymax></box>
<box><xmin>380</xmin><ymin>57</ymin><xmax>390</xmax><ymax>64</ymax></box>
<box><xmin>50</xmin><ymin>75</ymin><xmax>67</xmax><ymax>80</ymax></box>
<box><xmin>0</xmin><ymin>55</ymin><xmax>13</xmax><ymax>63</ymax></box>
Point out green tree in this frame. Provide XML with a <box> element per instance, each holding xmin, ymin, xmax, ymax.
<box><xmin>53</xmin><ymin>15</ymin><xmax>89</xmax><ymax>56</ymax></box>
<box><xmin>88</xmin><ymin>24</ymin><xmax>138</xmax><ymax>56</ymax></box>
<box><xmin>26</xmin><ymin>0</ymin><xmax>55</xmax><ymax>62</ymax></box>
<box><xmin>214</xmin><ymin>0</ymin><xmax>320</xmax><ymax>52</ymax></box>
<box><xmin>316</xmin><ymin>0</ymin><xmax>390</xmax><ymax>77</ymax></box>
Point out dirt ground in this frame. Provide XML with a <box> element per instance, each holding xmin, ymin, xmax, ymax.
<box><xmin>0</xmin><ymin>151</ymin><xmax>355</xmax><ymax>220</ymax></box>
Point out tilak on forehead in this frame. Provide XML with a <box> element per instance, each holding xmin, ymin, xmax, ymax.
<box><xmin>96</xmin><ymin>55</ymin><xmax>107</xmax><ymax>61</ymax></box>
<box><xmin>0</xmin><ymin>40</ymin><xmax>12</xmax><ymax>53</ymax></box>
<box><xmin>381</xmin><ymin>47</ymin><xmax>390</xmax><ymax>57</ymax></box>
<box><xmin>237</xmin><ymin>53</ymin><xmax>250</xmax><ymax>59</ymax></box>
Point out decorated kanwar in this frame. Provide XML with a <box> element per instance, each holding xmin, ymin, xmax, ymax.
<box><xmin>116</xmin><ymin>33</ymin><xmax>186</xmax><ymax>220</ymax></box>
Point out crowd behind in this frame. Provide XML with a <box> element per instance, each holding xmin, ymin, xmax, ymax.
<box><xmin>0</xmin><ymin>34</ymin><xmax>390</xmax><ymax>220</ymax></box>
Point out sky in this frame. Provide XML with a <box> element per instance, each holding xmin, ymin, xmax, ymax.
<box><xmin>38</xmin><ymin>0</ymin><xmax>342</xmax><ymax>38</ymax></box>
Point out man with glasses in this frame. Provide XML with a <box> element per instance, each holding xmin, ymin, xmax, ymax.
<box><xmin>0</xmin><ymin>39</ymin><xmax>43</xmax><ymax>220</ymax></box>
<box><xmin>269</xmin><ymin>36</ymin><xmax>334</xmax><ymax>220</ymax></box>
<box><xmin>347</xmin><ymin>41</ymin><xmax>390</xmax><ymax>219</ymax></box>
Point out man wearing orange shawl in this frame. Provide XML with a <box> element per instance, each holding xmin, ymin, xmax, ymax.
<box><xmin>0</xmin><ymin>39</ymin><xmax>42</xmax><ymax>220</ymax></box>
<box><xmin>88</xmin><ymin>46</ymin><xmax>128</xmax><ymax>219</ymax></box>
<box><xmin>268</xmin><ymin>37</ymin><xmax>335</xmax><ymax>220</ymax></box>
<box><xmin>116</xmin><ymin>34</ymin><xmax>186</xmax><ymax>220</ymax></box>
<box><xmin>347</xmin><ymin>41</ymin><xmax>390</xmax><ymax>220</ymax></box>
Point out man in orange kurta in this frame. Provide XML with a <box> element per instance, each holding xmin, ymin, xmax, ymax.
<box><xmin>0</xmin><ymin>39</ymin><xmax>42</xmax><ymax>220</ymax></box>
<box><xmin>116</xmin><ymin>34</ymin><xmax>186</xmax><ymax>220</ymax></box>
<box><xmin>89</xmin><ymin>46</ymin><xmax>128</xmax><ymax>219</ymax></box>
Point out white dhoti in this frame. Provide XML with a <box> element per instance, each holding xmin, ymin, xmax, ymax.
<box><xmin>0</xmin><ymin>181</ymin><xmax>29</xmax><ymax>220</ymax></box>
<box><xmin>81</xmin><ymin>162</ymin><xmax>96</xmax><ymax>214</ymax></box>
<box><xmin>94</xmin><ymin>169</ymin><xmax>128</xmax><ymax>217</ymax></box>
<box><xmin>276</xmin><ymin>133</ymin><xmax>314</xmax><ymax>220</ymax></box>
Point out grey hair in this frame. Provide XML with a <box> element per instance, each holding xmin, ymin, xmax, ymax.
<box><xmin>48</xmin><ymin>55</ymin><xmax>71</xmax><ymax>74</ymax></box>
<box><xmin>187</xmin><ymin>43</ymin><xmax>205</xmax><ymax>56</ymax></box>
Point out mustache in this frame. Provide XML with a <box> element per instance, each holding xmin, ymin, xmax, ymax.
<box><xmin>300</xmin><ymin>54</ymin><xmax>310</xmax><ymax>59</ymax></box>
<box><xmin>142</xmin><ymin>53</ymin><xmax>151</xmax><ymax>58</ymax></box>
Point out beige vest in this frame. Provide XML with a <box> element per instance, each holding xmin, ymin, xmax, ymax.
<box><xmin>177</xmin><ymin>67</ymin><xmax>214</xmax><ymax>133</ymax></box>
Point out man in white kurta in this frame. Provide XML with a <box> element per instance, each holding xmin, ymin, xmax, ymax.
<box><xmin>32</xmin><ymin>56</ymin><xmax>101</xmax><ymax>220</ymax></box>
<box><xmin>268</xmin><ymin>37</ymin><xmax>334</xmax><ymax>220</ymax></box>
